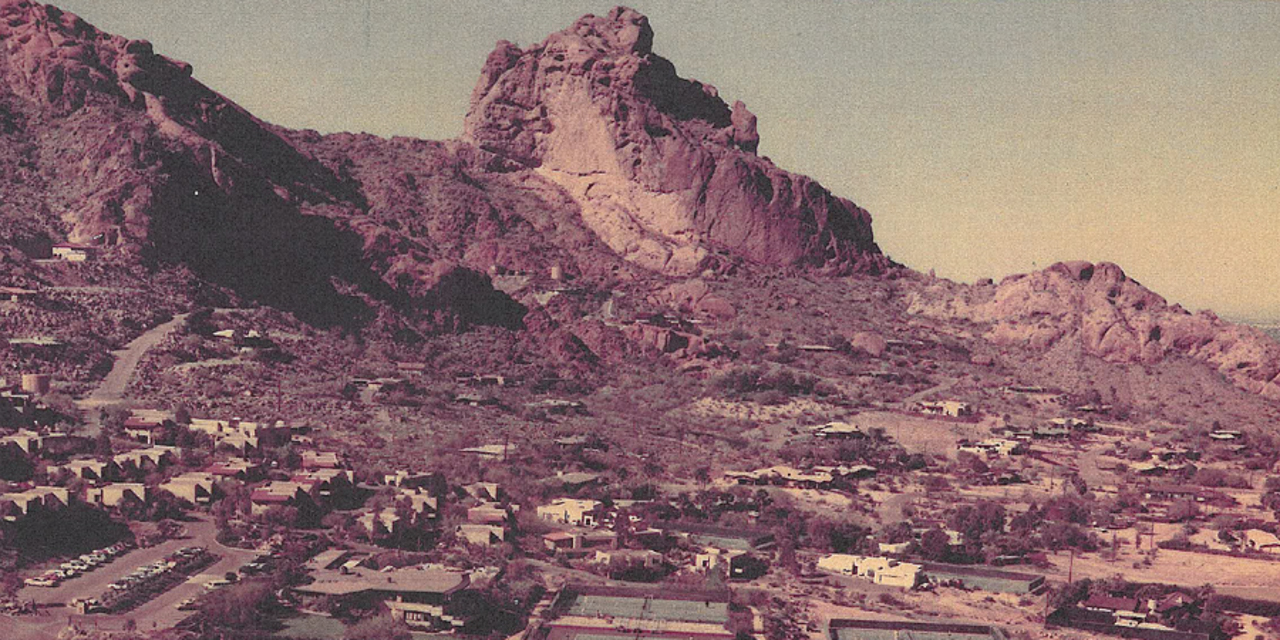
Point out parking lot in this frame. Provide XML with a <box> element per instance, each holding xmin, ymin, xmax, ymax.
<box><xmin>11</xmin><ymin>516</ymin><xmax>258</xmax><ymax>635</ymax></box>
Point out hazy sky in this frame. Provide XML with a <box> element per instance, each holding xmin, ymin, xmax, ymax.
<box><xmin>54</xmin><ymin>1</ymin><xmax>1280</xmax><ymax>320</ymax></box>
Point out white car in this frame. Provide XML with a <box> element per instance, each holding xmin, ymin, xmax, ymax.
<box><xmin>24</xmin><ymin>576</ymin><xmax>58</xmax><ymax>587</ymax></box>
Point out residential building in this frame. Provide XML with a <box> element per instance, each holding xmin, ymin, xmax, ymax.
<box><xmin>537</xmin><ymin>498</ymin><xmax>602</xmax><ymax>526</ymax></box>
<box><xmin>86</xmin><ymin>483</ymin><xmax>147</xmax><ymax>508</ymax></box>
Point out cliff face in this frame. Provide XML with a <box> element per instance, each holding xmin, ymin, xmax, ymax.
<box><xmin>907</xmin><ymin>261</ymin><xmax>1280</xmax><ymax>401</ymax></box>
<box><xmin>463</xmin><ymin>7</ymin><xmax>888</xmax><ymax>275</ymax></box>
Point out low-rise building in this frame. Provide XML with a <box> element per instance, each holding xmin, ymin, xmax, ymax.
<box><xmin>918</xmin><ymin>400</ymin><xmax>974</xmax><ymax>418</ymax></box>
<box><xmin>86</xmin><ymin>483</ymin><xmax>147</xmax><ymax>508</ymax></box>
<box><xmin>160</xmin><ymin>472</ymin><xmax>217</xmax><ymax>504</ymax></box>
<box><xmin>816</xmin><ymin>554</ymin><xmax>920</xmax><ymax>588</ymax></box>
<box><xmin>456</xmin><ymin>523</ymin><xmax>505</xmax><ymax>546</ymax></box>
<box><xmin>537</xmin><ymin>498</ymin><xmax>602</xmax><ymax>526</ymax></box>
<box><xmin>0</xmin><ymin>486</ymin><xmax>71</xmax><ymax>520</ymax></box>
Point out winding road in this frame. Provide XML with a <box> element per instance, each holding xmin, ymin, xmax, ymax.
<box><xmin>76</xmin><ymin>313</ymin><xmax>189</xmax><ymax>412</ymax></box>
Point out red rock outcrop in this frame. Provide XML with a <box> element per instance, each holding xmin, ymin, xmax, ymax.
<box><xmin>907</xmin><ymin>261</ymin><xmax>1280</xmax><ymax>400</ymax></box>
<box><xmin>463</xmin><ymin>7</ymin><xmax>888</xmax><ymax>275</ymax></box>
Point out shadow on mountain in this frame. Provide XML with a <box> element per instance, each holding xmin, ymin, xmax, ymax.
<box><xmin>143</xmin><ymin>155</ymin><xmax>388</xmax><ymax>328</ymax></box>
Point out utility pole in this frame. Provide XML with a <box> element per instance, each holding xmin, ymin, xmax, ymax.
<box><xmin>1068</xmin><ymin>548</ymin><xmax>1075</xmax><ymax>583</ymax></box>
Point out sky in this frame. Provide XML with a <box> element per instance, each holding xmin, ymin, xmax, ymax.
<box><xmin>53</xmin><ymin>0</ymin><xmax>1280</xmax><ymax>321</ymax></box>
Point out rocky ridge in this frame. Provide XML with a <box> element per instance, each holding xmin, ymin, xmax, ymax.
<box><xmin>463</xmin><ymin>7</ymin><xmax>888</xmax><ymax>275</ymax></box>
<box><xmin>907</xmin><ymin>261</ymin><xmax>1280</xmax><ymax>401</ymax></box>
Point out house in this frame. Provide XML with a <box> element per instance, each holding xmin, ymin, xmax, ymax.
<box><xmin>250</xmin><ymin>481</ymin><xmax>316</xmax><ymax>515</ymax></box>
<box><xmin>541</xmin><ymin>530</ymin><xmax>617</xmax><ymax>554</ymax></box>
<box><xmin>550</xmin><ymin>470</ymin><xmax>601</xmax><ymax>491</ymax></box>
<box><xmin>921</xmin><ymin>563</ymin><xmax>1045</xmax><ymax>594</ymax></box>
<box><xmin>958</xmin><ymin>439</ymin><xmax>1026</xmax><ymax>457</ymax></box>
<box><xmin>0</xmin><ymin>286</ymin><xmax>38</xmax><ymax>302</ymax></box>
<box><xmin>206</xmin><ymin>458</ymin><xmax>265</xmax><ymax>480</ymax></box>
<box><xmin>537</xmin><ymin>498</ymin><xmax>602</xmax><ymax>526</ymax></box>
<box><xmin>359</xmin><ymin>508</ymin><xmax>403</xmax><ymax>537</ymax></box>
<box><xmin>810</xmin><ymin>421</ymin><xmax>866</xmax><ymax>440</ymax></box>
<box><xmin>466</xmin><ymin>503</ymin><xmax>508</xmax><ymax>525</ymax></box>
<box><xmin>52</xmin><ymin>242</ymin><xmax>95</xmax><ymax>262</ymax></box>
<box><xmin>456</xmin><ymin>523</ymin><xmax>505</xmax><ymax>546</ymax></box>
<box><xmin>301</xmin><ymin>450</ymin><xmax>342</xmax><ymax>469</ymax></box>
<box><xmin>63</xmin><ymin>459</ymin><xmax>117</xmax><ymax>482</ymax></box>
<box><xmin>0</xmin><ymin>487</ymin><xmax>70</xmax><ymax>521</ymax></box>
<box><xmin>384</xmin><ymin>471</ymin><xmax>445</xmax><ymax>494</ymax></box>
<box><xmin>1242</xmin><ymin>529</ymin><xmax>1280</xmax><ymax>554</ymax></box>
<box><xmin>878</xmin><ymin>541</ymin><xmax>912</xmax><ymax>555</ymax></box>
<box><xmin>462</xmin><ymin>482</ymin><xmax>501</xmax><ymax>501</ymax></box>
<box><xmin>113</xmin><ymin>445</ymin><xmax>179</xmax><ymax>474</ymax></box>
<box><xmin>459</xmin><ymin>444</ymin><xmax>506</xmax><ymax>458</ymax></box>
<box><xmin>19</xmin><ymin>372</ymin><xmax>50</xmax><ymax>395</ymax></box>
<box><xmin>723</xmin><ymin>465</ymin><xmax>835</xmax><ymax>488</ymax></box>
<box><xmin>594</xmin><ymin>548</ymin><xmax>663</xmax><ymax>568</ymax></box>
<box><xmin>1083</xmin><ymin>595</ymin><xmax>1142</xmax><ymax>616</ymax></box>
<box><xmin>387</xmin><ymin>597</ymin><xmax>465</xmax><ymax>631</ymax></box>
<box><xmin>293</xmin><ymin>566</ymin><xmax>468</xmax><ymax>630</ymax></box>
<box><xmin>918</xmin><ymin>400</ymin><xmax>973</xmax><ymax>418</ymax></box>
<box><xmin>694</xmin><ymin>547</ymin><xmax>768</xmax><ymax>580</ymax></box>
<box><xmin>160</xmin><ymin>472</ymin><xmax>217</xmax><ymax>504</ymax></box>
<box><xmin>816</xmin><ymin>554</ymin><xmax>920</xmax><ymax>588</ymax></box>
<box><xmin>830</xmin><ymin>619</ymin><xmax>1004</xmax><ymax>640</ymax></box>
<box><xmin>86</xmin><ymin>483</ymin><xmax>148</xmax><ymax>508</ymax></box>
<box><xmin>395</xmin><ymin>488</ymin><xmax>439</xmax><ymax>520</ymax></box>
<box><xmin>1</xmin><ymin>429</ymin><xmax>45</xmax><ymax>455</ymax></box>
<box><xmin>123</xmin><ymin>416</ymin><xmax>166</xmax><ymax>444</ymax></box>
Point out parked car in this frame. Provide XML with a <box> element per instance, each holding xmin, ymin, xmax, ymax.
<box><xmin>24</xmin><ymin>575</ymin><xmax>58</xmax><ymax>587</ymax></box>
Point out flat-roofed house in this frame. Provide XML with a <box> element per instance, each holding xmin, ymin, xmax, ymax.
<box><xmin>456</xmin><ymin>523</ymin><xmax>506</xmax><ymax>546</ymax></box>
<box><xmin>160</xmin><ymin>472</ymin><xmax>217</xmax><ymax>504</ymax></box>
<box><xmin>537</xmin><ymin>498</ymin><xmax>602</xmax><ymax>526</ymax></box>
<box><xmin>86</xmin><ymin>483</ymin><xmax>148</xmax><ymax>508</ymax></box>
<box><xmin>0</xmin><ymin>486</ymin><xmax>70</xmax><ymax>520</ymax></box>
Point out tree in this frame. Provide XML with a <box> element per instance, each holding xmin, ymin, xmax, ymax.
<box><xmin>345</xmin><ymin>614</ymin><xmax>411</xmax><ymax>640</ymax></box>
<box><xmin>919</xmin><ymin>528</ymin><xmax>951</xmax><ymax>561</ymax></box>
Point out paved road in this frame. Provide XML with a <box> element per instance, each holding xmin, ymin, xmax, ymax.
<box><xmin>77</xmin><ymin>313</ymin><xmax>188</xmax><ymax>412</ymax></box>
<box><xmin>901</xmin><ymin>377</ymin><xmax>959</xmax><ymax>406</ymax></box>
<box><xmin>8</xmin><ymin>516</ymin><xmax>257</xmax><ymax>638</ymax></box>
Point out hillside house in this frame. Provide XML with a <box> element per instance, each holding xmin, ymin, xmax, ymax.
<box><xmin>113</xmin><ymin>445</ymin><xmax>179</xmax><ymax>475</ymax></box>
<box><xmin>918</xmin><ymin>400</ymin><xmax>973</xmax><ymax>418</ymax></box>
<box><xmin>1</xmin><ymin>429</ymin><xmax>45</xmax><ymax>454</ymax></box>
<box><xmin>456</xmin><ymin>523</ymin><xmax>505</xmax><ymax>546</ymax></box>
<box><xmin>0</xmin><ymin>487</ymin><xmax>71</xmax><ymax>521</ymax></box>
<box><xmin>64</xmin><ymin>459</ymin><xmax>118</xmax><ymax>482</ymax></box>
<box><xmin>250</xmin><ymin>481</ymin><xmax>317</xmax><ymax>515</ymax></box>
<box><xmin>810</xmin><ymin>421</ymin><xmax>866</xmax><ymax>440</ymax></box>
<box><xmin>300</xmin><ymin>450</ymin><xmax>342</xmax><ymax>469</ymax></box>
<box><xmin>51</xmin><ymin>242</ymin><xmax>95</xmax><ymax>262</ymax></box>
<box><xmin>86</xmin><ymin>483</ymin><xmax>147</xmax><ymax>508</ymax></box>
<box><xmin>160</xmin><ymin>472</ymin><xmax>217</xmax><ymax>504</ymax></box>
<box><xmin>0</xmin><ymin>286</ymin><xmax>38</xmax><ymax>302</ymax></box>
<box><xmin>206</xmin><ymin>458</ymin><xmax>265</xmax><ymax>480</ymax></box>
<box><xmin>816</xmin><ymin>554</ymin><xmax>921</xmax><ymax>588</ymax></box>
<box><xmin>360</xmin><ymin>508</ymin><xmax>403</xmax><ymax>537</ymax></box>
<box><xmin>537</xmin><ymin>498</ymin><xmax>602</xmax><ymax>526</ymax></box>
<box><xmin>466</xmin><ymin>503</ymin><xmax>508</xmax><ymax>525</ymax></box>
<box><xmin>1242</xmin><ymin>529</ymin><xmax>1280</xmax><ymax>554</ymax></box>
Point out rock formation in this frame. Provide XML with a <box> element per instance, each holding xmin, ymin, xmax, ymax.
<box><xmin>463</xmin><ymin>7</ymin><xmax>888</xmax><ymax>275</ymax></box>
<box><xmin>907</xmin><ymin>261</ymin><xmax>1280</xmax><ymax>400</ymax></box>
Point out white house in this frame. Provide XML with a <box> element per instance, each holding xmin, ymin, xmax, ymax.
<box><xmin>816</xmin><ymin>554</ymin><xmax>920</xmax><ymax>588</ymax></box>
<box><xmin>536</xmin><ymin>498</ymin><xmax>601</xmax><ymax>526</ymax></box>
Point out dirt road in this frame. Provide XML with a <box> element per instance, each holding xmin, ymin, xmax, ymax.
<box><xmin>76</xmin><ymin>313</ymin><xmax>188</xmax><ymax>412</ymax></box>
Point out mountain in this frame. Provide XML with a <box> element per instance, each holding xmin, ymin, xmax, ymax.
<box><xmin>461</xmin><ymin>7</ymin><xmax>889</xmax><ymax>276</ymax></box>
<box><xmin>1</xmin><ymin>0</ymin><xmax>1279</xmax><ymax>420</ymax></box>
<box><xmin>907</xmin><ymin>261</ymin><xmax>1280</xmax><ymax>401</ymax></box>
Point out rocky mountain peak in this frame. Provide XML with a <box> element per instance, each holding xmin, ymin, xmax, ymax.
<box><xmin>464</xmin><ymin>7</ymin><xmax>886</xmax><ymax>275</ymax></box>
